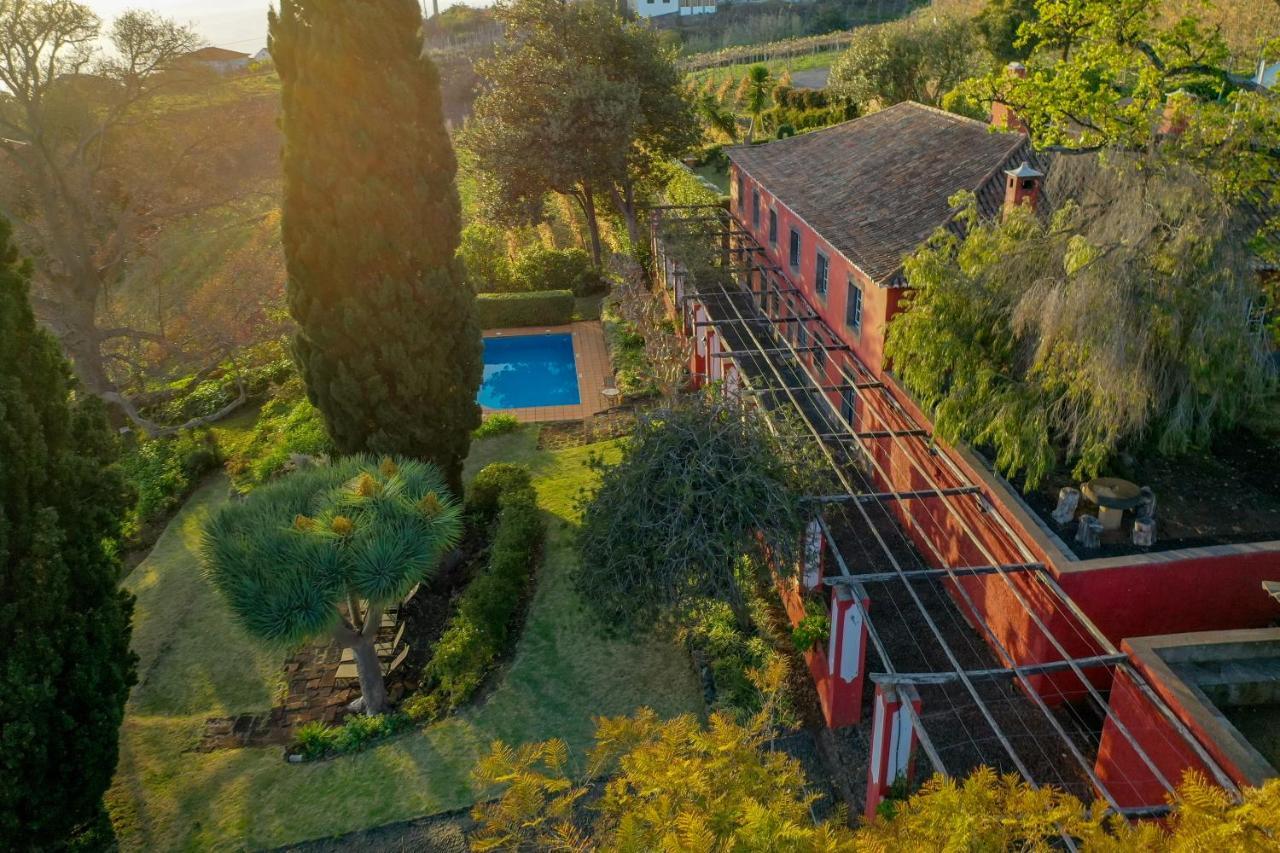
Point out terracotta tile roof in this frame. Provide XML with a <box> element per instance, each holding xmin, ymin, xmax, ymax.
<box><xmin>727</xmin><ymin>101</ymin><xmax>1035</xmax><ymax>285</ymax></box>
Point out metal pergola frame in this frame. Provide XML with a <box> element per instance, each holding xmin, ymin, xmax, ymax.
<box><xmin>648</xmin><ymin>205</ymin><xmax>1242</xmax><ymax>820</ymax></box>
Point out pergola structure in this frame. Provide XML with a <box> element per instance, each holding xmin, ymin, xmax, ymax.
<box><xmin>648</xmin><ymin>203</ymin><xmax>1240</xmax><ymax>823</ymax></box>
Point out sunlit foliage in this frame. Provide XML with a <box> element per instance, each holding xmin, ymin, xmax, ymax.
<box><xmin>887</xmin><ymin>158</ymin><xmax>1274</xmax><ymax>488</ymax></box>
<box><xmin>471</xmin><ymin>694</ymin><xmax>1280</xmax><ymax>851</ymax></box>
<box><xmin>271</xmin><ymin>0</ymin><xmax>482</xmax><ymax>496</ymax></box>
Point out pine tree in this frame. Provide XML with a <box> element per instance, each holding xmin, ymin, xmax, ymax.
<box><xmin>0</xmin><ymin>215</ymin><xmax>136</xmax><ymax>848</ymax></box>
<box><xmin>270</xmin><ymin>0</ymin><xmax>482</xmax><ymax>496</ymax></box>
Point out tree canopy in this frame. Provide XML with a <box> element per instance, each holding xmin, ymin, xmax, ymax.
<box><xmin>0</xmin><ymin>1</ymin><xmax>277</xmax><ymax>429</ymax></box>
<box><xmin>203</xmin><ymin>455</ymin><xmax>462</xmax><ymax>714</ymax></box>
<box><xmin>576</xmin><ymin>392</ymin><xmax>815</xmax><ymax>630</ymax></box>
<box><xmin>887</xmin><ymin>156</ymin><xmax>1275</xmax><ymax>488</ymax></box>
<box><xmin>271</xmin><ymin>0</ymin><xmax>482</xmax><ymax>496</ymax></box>
<box><xmin>960</xmin><ymin>0</ymin><xmax>1280</xmax><ymax>262</ymax></box>
<box><xmin>0</xmin><ymin>215</ymin><xmax>135</xmax><ymax>848</ymax></box>
<box><xmin>471</xmin><ymin>698</ymin><xmax>1280</xmax><ymax>851</ymax></box>
<box><xmin>828</xmin><ymin>15</ymin><xmax>979</xmax><ymax>111</ymax></box>
<box><xmin>462</xmin><ymin>0</ymin><xmax>698</xmax><ymax>263</ymax></box>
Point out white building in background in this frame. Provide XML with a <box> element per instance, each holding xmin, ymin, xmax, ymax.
<box><xmin>1259</xmin><ymin>59</ymin><xmax>1279</xmax><ymax>89</ymax></box>
<box><xmin>679</xmin><ymin>0</ymin><xmax>717</xmax><ymax>15</ymax></box>
<box><xmin>629</xmin><ymin>0</ymin><xmax>714</xmax><ymax>17</ymax></box>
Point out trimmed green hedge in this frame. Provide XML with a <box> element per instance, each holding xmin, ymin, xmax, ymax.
<box><xmin>405</xmin><ymin>465</ymin><xmax>544</xmax><ymax>721</ymax></box>
<box><xmin>476</xmin><ymin>289</ymin><xmax>574</xmax><ymax>329</ymax></box>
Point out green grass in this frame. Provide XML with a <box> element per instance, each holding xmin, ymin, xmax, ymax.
<box><xmin>685</xmin><ymin>52</ymin><xmax>835</xmax><ymax>88</ymax></box>
<box><xmin>107</xmin><ymin>428</ymin><xmax>701</xmax><ymax>850</ymax></box>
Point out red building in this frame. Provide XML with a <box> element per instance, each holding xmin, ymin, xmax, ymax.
<box><xmin>652</xmin><ymin>100</ymin><xmax>1279</xmax><ymax>819</ymax></box>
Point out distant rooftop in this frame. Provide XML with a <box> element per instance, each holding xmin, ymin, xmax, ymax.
<box><xmin>725</xmin><ymin>101</ymin><xmax>1034</xmax><ymax>285</ymax></box>
<box><xmin>184</xmin><ymin>47</ymin><xmax>251</xmax><ymax>62</ymax></box>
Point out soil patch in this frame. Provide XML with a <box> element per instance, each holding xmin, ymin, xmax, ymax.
<box><xmin>536</xmin><ymin>407</ymin><xmax>638</xmax><ymax>450</ymax></box>
<box><xmin>1014</xmin><ymin>426</ymin><xmax>1280</xmax><ymax>559</ymax></box>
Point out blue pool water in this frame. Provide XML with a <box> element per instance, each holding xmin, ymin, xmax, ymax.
<box><xmin>479</xmin><ymin>334</ymin><xmax>580</xmax><ymax>409</ymax></box>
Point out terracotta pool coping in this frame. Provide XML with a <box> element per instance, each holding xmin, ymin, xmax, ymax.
<box><xmin>481</xmin><ymin>321</ymin><xmax>615</xmax><ymax>423</ymax></box>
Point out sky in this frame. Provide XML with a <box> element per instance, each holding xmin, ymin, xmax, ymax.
<box><xmin>85</xmin><ymin>0</ymin><xmax>489</xmax><ymax>53</ymax></box>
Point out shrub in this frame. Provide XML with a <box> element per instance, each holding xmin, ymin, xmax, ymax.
<box><xmin>475</xmin><ymin>289</ymin><xmax>574</xmax><ymax>329</ymax></box>
<box><xmin>473</xmin><ymin>413</ymin><xmax>521</xmax><ymax>440</ymax></box>
<box><xmin>120</xmin><ymin>429</ymin><xmax>223</xmax><ymax>541</ymax></box>
<box><xmin>791</xmin><ymin>598</ymin><xmax>830</xmax><ymax>652</ymax></box>
<box><xmin>460</xmin><ymin>222</ymin><xmax>515</xmax><ymax>293</ymax></box>
<box><xmin>467</xmin><ymin>462</ymin><xmax>534</xmax><ymax>521</ymax></box>
<box><xmin>408</xmin><ymin>482</ymin><xmax>544</xmax><ymax>720</ymax></box>
<box><xmin>663</xmin><ymin>161</ymin><xmax>724</xmax><ymax>207</ymax></box>
<box><xmin>288</xmin><ymin>712</ymin><xmax>412</xmax><ymax>761</ymax></box>
<box><xmin>225</xmin><ymin>378</ymin><xmax>333</xmax><ymax>493</ymax></box>
<box><xmin>293</xmin><ymin>721</ymin><xmax>337</xmax><ymax>760</ymax></box>
<box><xmin>512</xmin><ymin>246</ymin><xmax>604</xmax><ymax>296</ymax></box>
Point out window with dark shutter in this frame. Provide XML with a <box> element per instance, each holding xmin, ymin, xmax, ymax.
<box><xmin>846</xmin><ymin>277</ymin><xmax>863</xmax><ymax>331</ymax></box>
<box><xmin>751</xmin><ymin>190</ymin><xmax>760</xmax><ymax>228</ymax></box>
<box><xmin>768</xmin><ymin>209</ymin><xmax>777</xmax><ymax>245</ymax></box>
<box><xmin>815</xmin><ymin>251</ymin><xmax>828</xmax><ymax>297</ymax></box>
<box><xmin>789</xmin><ymin>228</ymin><xmax>800</xmax><ymax>269</ymax></box>
<box><xmin>840</xmin><ymin>386</ymin><xmax>857</xmax><ymax>424</ymax></box>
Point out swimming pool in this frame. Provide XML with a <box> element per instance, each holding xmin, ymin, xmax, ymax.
<box><xmin>479</xmin><ymin>333</ymin><xmax>581</xmax><ymax>409</ymax></box>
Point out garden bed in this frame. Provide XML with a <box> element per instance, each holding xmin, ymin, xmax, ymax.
<box><xmin>1009</xmin><ymin>424</ymin><xmax>1280</xmax><ymax>559</ymax></box>
<box><xmin>197</xmin><ymin>525</ymin><xmax>489</xmax><ymax>751</ymax></box>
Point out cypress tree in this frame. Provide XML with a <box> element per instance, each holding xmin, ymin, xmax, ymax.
<box><xmin>0</xmin><ymin>215</ymin><xmax>136</xmax><ymax>847</ymax></box>
<box><xmin>270</xmin><ymin>0</ymin><xmax>483</xmax><ymax>496</ymax></box>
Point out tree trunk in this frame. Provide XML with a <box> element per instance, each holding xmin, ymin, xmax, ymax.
<box><xmin>55</xmin><ymin>296</ymin><xmax>115</xmax><ymax>399</ymax></box>
<box><xmin>335</xmin><ymin>600</ymin><xmax>388</xmax><ymax>715</ymax></box>
<box><xmin>579</xmin><ymin>186</ymin><xmax>604</xmax><ymax>270</ymax></box>
<box><xmin>609</xmin><ymin>182</ymin><xmax>640</xmax><ymax>250</ymax></box>
<box><xmin>349</xmin><ymin>633</ymin><xmax>388</xmax><ymax>715</ymax></box>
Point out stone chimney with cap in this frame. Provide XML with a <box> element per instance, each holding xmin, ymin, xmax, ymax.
<box><xmin>1003</xmin><ymin>162</ymin><xmax>1043</xmax><ymax>217</ymax></box>
<box><xmin>991</xmin><ymin>62</ymin><xmax>1028</xmax><ymax>134</ymax></box>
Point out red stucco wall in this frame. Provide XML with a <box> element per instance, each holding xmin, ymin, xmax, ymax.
<box><xmin>724</xmin><ymin>159</ymin><xmax>1280</xmax><ymax>729</ymax></box>
<box><xmin>732</xmin><ymin>165</ymin><xmax>891</xmax><ymax>374</ymax></box>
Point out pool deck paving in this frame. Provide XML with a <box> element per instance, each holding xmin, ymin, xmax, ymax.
<box><xmin>481</xmin><ymin>321</ymin><xmax>614</xmax><ymax>423</ymax></box>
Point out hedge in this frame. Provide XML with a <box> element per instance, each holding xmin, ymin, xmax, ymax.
<box><xmin>404</xmin><ymin>464</ymin><xmax>544</xmax><ymax>720</ymax></box>
<box><xmin>664</xmin><ymin>162</ymin><xmax>724</xmax><ymax>208</ymax></box>
<box><xmin>475</xmin><ymin>289</ymin><xmax>574</xmax><ymax>329</ymax></box>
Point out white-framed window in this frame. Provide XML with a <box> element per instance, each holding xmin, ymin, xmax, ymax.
<box><xmin>789</xmin><ymin>227</ymin><xmax>801</xmax><ymax>269</ymax></box>
<box><xmin>815</xmin><ymin>251</ymin><xmax>829</xmax><ymax>298</ymax></box>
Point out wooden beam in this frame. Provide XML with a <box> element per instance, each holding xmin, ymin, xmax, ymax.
<box><xmin>869</xmin><ymin>654</ymin><xmax>1129</xmax><ymax>686</ymax></box>
<box><xmin>806</xmin><ymin>486</ymin><xmax>984</xmax><ymax>503</ymax></box>
<box><xmin>824</xmin><ymin>562</ymin><xmax>1044</xmax><ymax>585</ymax></box>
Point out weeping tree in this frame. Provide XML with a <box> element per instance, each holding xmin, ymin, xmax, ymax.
<box><xmin>886</xmin><ymin>152</ymin><xmax>1276</xmax><ymax>489</ymax></box>
<box><xmin>576</xmin><ymin>393</ymin><xmax>819</xmax><ymax>630</ymax></box>
<box><xmin>203</xmin><ymin>456</ymin><xmax>462</xmax><ymax>714</ymax></box>
<box><xmin>270</xmin><ymin>0</ymin><xmax>482</xmax><ymax>498</ymax></box>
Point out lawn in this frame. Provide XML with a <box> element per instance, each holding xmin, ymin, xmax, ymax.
<box><xmin>106</xmin><ymin>427</ymin><xmax>702</xmax><ymax>850</ymax></box>
<box><xmin>684</xmin><ymin>51</ymin><xmax>836</xmax><ymax>88</ymax></box>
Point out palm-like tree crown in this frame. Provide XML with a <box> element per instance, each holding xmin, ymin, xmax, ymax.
<box><xmin>203</xmin><ymin>455</ymin><xmax>463</xmax><ymax>647</ymax></box>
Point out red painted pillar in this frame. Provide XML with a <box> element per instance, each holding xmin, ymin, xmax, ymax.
<box><xmin>865</xmin><ymin>682</ymin><xmax>923</xmax><ymax>821</ymax></box>
<box><xmin>823</xmin><ymin>583</ymin><xmax>870</xmax><ymax>728</ymax></box>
